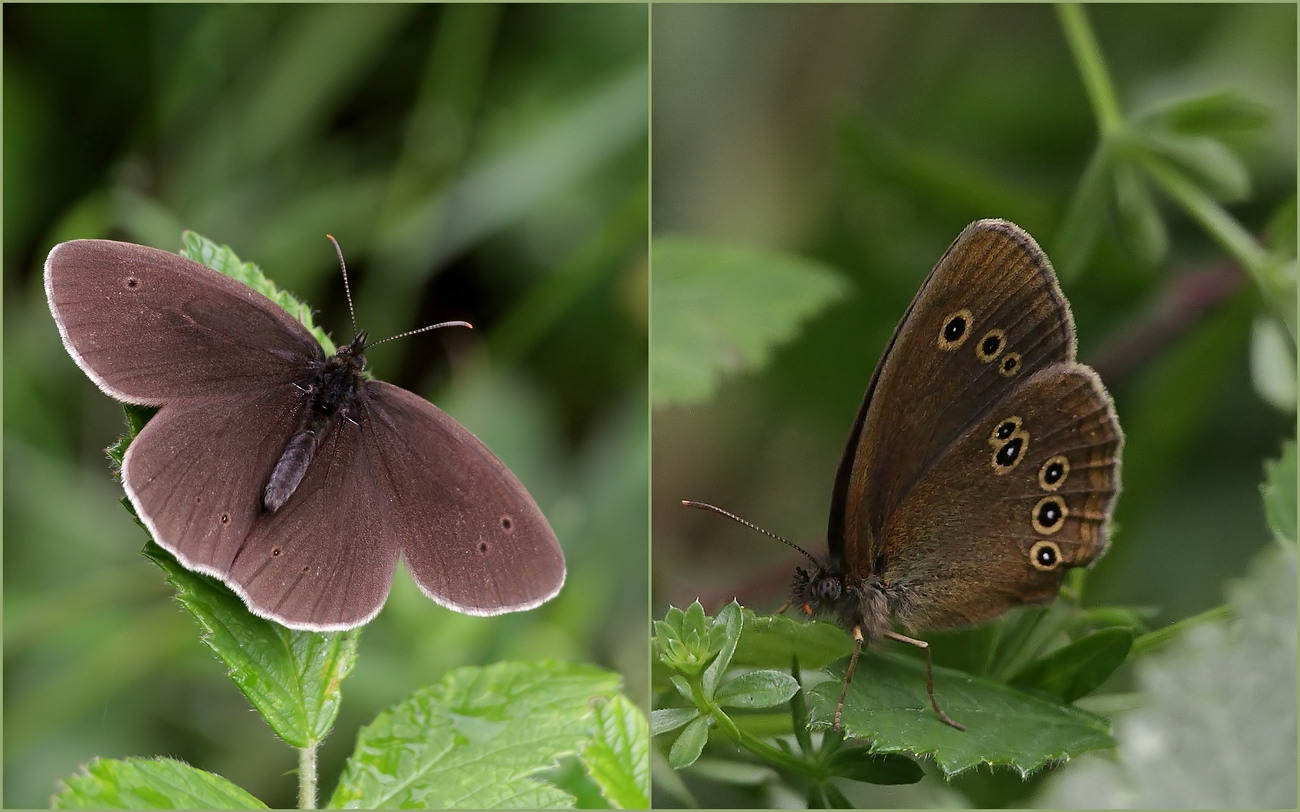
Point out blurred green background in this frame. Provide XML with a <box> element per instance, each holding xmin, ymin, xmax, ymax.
<box><xmin>4</xmin><ymin>4</ymin><xmax>647</xmax><ymax>808</ymax></box>
<box><xmin>651</xmin><ymin>4</ymin><xmax>1294</xmax><ymax>807</ymax></box>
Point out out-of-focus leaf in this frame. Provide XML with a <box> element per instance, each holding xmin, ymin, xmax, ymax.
<box><xmin>651</xmin><ymin>238</ymin><xmax>847</xmax><ymax>406</ymax></box>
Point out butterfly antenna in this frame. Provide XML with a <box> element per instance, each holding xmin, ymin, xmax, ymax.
<box><xmin>367</xmin><ymin>320</ymin><xmax>473</xmax><ymax>348</ymax></box>
<box><xmin>325</xmin><ymin>234</ymin><xmax>472</xmax><ymax>347</ymax></box>
<box><xmin>325</xmin><ymin>235</ymin><xmax>361</xmax><ymax>340</ymax></box>
<box><xmin>681</xmin><ymin>500</ymin><xmax>820</xmax><ymax>567</ymax></box>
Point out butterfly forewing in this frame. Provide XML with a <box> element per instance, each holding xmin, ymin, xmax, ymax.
<box><xmin>46</xmin><ymin>240</ymin><xmax>323</xmax><ymax>403</ymax></box>
<box><xmin>362</xmin><ymin>383</ymin><xmax>565</xmax><ymax>614</ymax></box>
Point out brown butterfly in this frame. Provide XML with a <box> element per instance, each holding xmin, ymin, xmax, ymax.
<box><xmin>688</xmin><ymin>219</ymin><xmax>1122</xmax><ymax>730</ymax></box>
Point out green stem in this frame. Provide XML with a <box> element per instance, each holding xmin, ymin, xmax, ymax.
<box><xmin>728</xmin><ymin>715</ymin><xmax>825</xmax><ymax>777</ymax></box>
<box><xmin>299</xmin><ymin>744</ymin><xmax>318</xmax><ymax>809</ymax></box>
<box><xmin>1057</xmin><ymin>4</ymin><xmax>1124</xmax><ymax>136</ymax></box>
<box><xmin>1143</xmin><ymin>156</ymin><xmax>1270</xmax><ymax>280</ymax></box>
<box><xmin>687</xmin><ymin>672</ymin><xmax>825</xmax><ymax>779</ymax></box>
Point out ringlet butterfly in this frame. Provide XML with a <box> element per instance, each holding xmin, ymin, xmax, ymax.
<box><xmin>45</xmin><ymin>236</ymin><xmax>565</xmax><ymax>631</ymax></box>
<box><xmin>687</xmin><ymin>219</ymin><xmax>1122</xmax><ymax>730</ymax></box>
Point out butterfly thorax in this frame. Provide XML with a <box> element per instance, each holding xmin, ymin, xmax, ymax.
<box><xmin>792</xmin><ymin>562</ymin><xmax>894</xmax><ymax>642</ymax></box>
<box><xmin>262</xmin><ymin>333</ymin><xmax>369</xmax><ymax>512</ymax></box>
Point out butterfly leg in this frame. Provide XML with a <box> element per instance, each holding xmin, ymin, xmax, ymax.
<box><xmin>886</xmin><ymin>630</ymin><xmax>965</xmax><ymax>731</ymax></box>
<box><xmin>832</xmin><ymin>626</ymin><xmax>866</xmax><ymax>731</ymax></box>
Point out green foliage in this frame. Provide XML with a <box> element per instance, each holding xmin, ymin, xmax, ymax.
<box><xmin>653</xmin><ymin>602</ymin><xmax>1122</xmax><ymax>795</ymax></box>
<box><xmin>581</xmin><ymin>694</ymin><xmax>652</xmax><ymax>809</ymax></box>
<box><xmin>817</xmin><ymin>654</ymin><xmax>1114</xmax><ymax>778</ymax></box>
<box><xmin>53</xmin><ymin>757</ymin><xmax>269</xmax><ymax>810</ymax></box>
<box><xmin>44</xmin><ymin>234</ymin><xmax>649</xmax><ymax>809</ymax></box>
<box><xmin>51</xmin><ymin>663</ymin><xmax>638</xmax><ymax>809</ymax></box>
<box><xmin>143</xmin><ymin>542</ymin><xmax>359</xmax><ymax>749</ymax></box>
<box><xmin>653</xmin><ymin>604</ymin><xmax>801</xmax><ymax>770</ymax></box>
<box><xmin>1008</xmin><ymin>626</ymin><xmax>1134</xmax><ymax>703</ymax></box>
<box><xmin>653</xmin><ymin>601</ymin><xmax>729</xmax><ymax>677</ymax></box>
<box><xmin>653</xmin><ymin>7</ymin><xmax>1294</xmax><ymax>804</ymax></box>
<box><xmin>329</xmin><ymin>662</ymin><xmax>627</xmax><ymax>808</ymax></box>
<box><xmin>650</xmin><ymin>238</ymin><xmax>848</xmax><ymax>406</ymax></box>
<box><xmin>7</xmin><ymin>6</ymin><xmax>647</xmax><ymax>808</ymax></box>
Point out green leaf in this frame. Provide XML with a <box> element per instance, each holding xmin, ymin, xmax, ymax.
<box><xmin>52</xmin><ymin>756</ymin><xmax>268</xmax><ymax>809</ymax></box>
<box><xmin>701</xmin><ymin>601</ymin><xmax>742</xmax><ymax>698</ymax></box>
<box><xmin>1110</xmin><ymin>160</ymin><xmax>1168</xmax><ymax>266</ymax></box>
<box><xmin>1136</xmin><ymin>90</ymin><xmax>1272</xmax><ymax>139</ymax></box>
<box><xmin>653</xmin><ymin>601</ymin><xmax>725</xmax><ymax>677</ymax></box>
<box><xmin>730</xmin><ymin>610</ymin><xmax>851</xmax><ymax>671</ymax></box>
<box><xmin>714</xmin><ymin>669</ymin><xmax>799</xmax><ymax>709</ymax></box>
<box><xmin>650</xmin><ymin>237</ymin><xmax>848</xmax><ymax>406</ymax></box>
<box><xmin>142</xmin><ymin>543</ymin><xmax>358</xmax><ymax>748</ymax></box>
<box><xmin>1140</xmin><ymin>132</ymin><xmax>1252</xmax><ymax>202</ymax></box>
<box><xmin>106</xmin><ymin>405</ymin><xmax>158</xmax><ymax>471</ymax></box>
<box><xmin>328</xmin><ymin>661</ymin><xmax>622</xmax><ymax>809</ymax></box>
<box><xmin>667</xmin><ymin>715</ymin><xmax>711</xmax><ymax>770</ymax></box>
<box><xmin>812</xmin><ymin>650</ymin><xmax>1114</xmax><ymax>778</ymax></box>
<box><xmin>1008</xmin><ymin>626</ymin><xmax>1134</xmax><ymax>702</ymax></box>
<box><xmin>817</xmin><ymin>780</ymin><xmax>854</xmax><ymax>808</ymax></box>
<box><xmin>580</xmin><ymin>694</ymin><xmax>650</xmax><ymax>809</ymax></box>
<box><xmin>1251</xmin><ymin>316</ymin><xmax>1298</xmax><ymax>412</ymax></box>
<box><xmin>1262</xmin><ymin>440</ymin><xmax>1297</xmax><ymax>545</ymax></box>
<box><xmin>1053</xmin><ymin>146</ymin><xmax>1113</xmax><ymax>280</ymax></box>
<box><xmin>1265</xmin><ymin>195</ymin><xmax>1298</xmax><ymax>262</ymax></box>
<box><xmin>651</xmin><ymin>707</ymin><xmax>701</xmax><ymax>736</ymax></box>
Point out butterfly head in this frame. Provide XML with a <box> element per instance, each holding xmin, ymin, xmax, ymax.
<box><xmin>791</xmin><ymin>562</ymin><xmax>845</xmax><ymax>617</ymax></box>
<box><xmin>339</xmin><ymin>331</ymin><xmax>370</xmax><ymax>367</ymax></box>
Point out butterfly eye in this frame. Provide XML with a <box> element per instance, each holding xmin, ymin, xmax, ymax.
<box><xmin>1032</xmin><ymin>495</ymin><xmax>1068</xmax><ymax>534</ymax></box>
<box><xmin>814</xmin><ymin>575</ymin><xmax>841</xmax><ymax>602</ymax></box>
<box><xmin>1029</xmin><ymin>540</ymin><xmax>1062</xmax><ymax>571</ymax></box>
<box><xmin>937</xmin><ymin>309</ymin><xmax>973</xmax><ymax>350</ymax></box>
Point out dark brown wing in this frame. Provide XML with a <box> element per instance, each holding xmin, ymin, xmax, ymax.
<box><xmin>878</xmin><ymin>365</ymin><xmax>1122</xmax><ymax>632</ymax></box>
<box><xmin>225</xmin><ymin>397</ymin><xmax>402</xmax><ymax>630</ymax></box>
<box><xmin>120</xmin><ymin>383</ymin><xmax>399</xmax><ymax>630</ymax></box>
<box><xmin>360</xmin><ymin>382</ymin><xmax>566</xmax><ymax>615</ymax></box>
<box><xmin>829</xmin><ymin>221</ymin><xmax>1077</xmax><ymax>578</ymax></box>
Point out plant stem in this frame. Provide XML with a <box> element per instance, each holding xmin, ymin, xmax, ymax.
<box><xmin>299</xmin><ymin>744</ymin><xmax>318</xmax><ymax>809</ymax></box>
<box><xmin>1142</xmin><ymin>156</ymin><xmax>1271</xmax><ymax>282</ymax></box>
<box><xmin>1057</xmin><ymin>4</ymin><xmax>1123</xmax><ymax>136</ymax></box>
